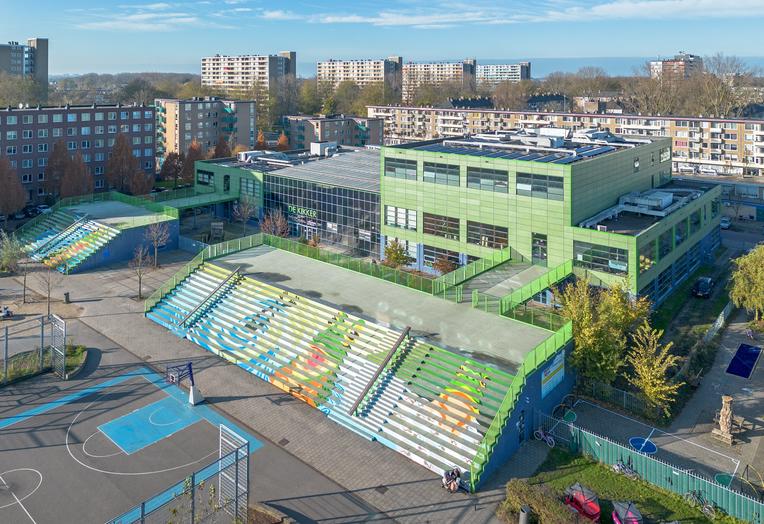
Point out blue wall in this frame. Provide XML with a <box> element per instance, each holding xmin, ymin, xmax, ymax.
<box><xmin>73</xmin><ymin>219</ymin><xmax>179</xmax><ymax>273</ymax></box>
<box><xmin>476</xmin><ymin>342</ymin><xmax>576</xmax><ymax>489</ymax></box>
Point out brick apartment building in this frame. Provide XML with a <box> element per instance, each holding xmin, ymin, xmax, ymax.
<box><xmin>281</xmin><ymin>115</ymin><xmax>383</xmax><ymax>150</ymax></box>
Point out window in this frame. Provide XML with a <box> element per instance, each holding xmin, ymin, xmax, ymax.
<box><xmin>574</xmin><ymin>241</ymin><xmax>628</xmax><ymax>275</ymax></box>
<box><xmin>21</xmin><ymin>144</ymin><xmax>32</xmax><ymax>153</ymax></box>
<box><xmin>81</xmin><ymin>126</ymin><xmax>91</xmax><ymax>135</ymax></box>
<box><xmin>22</xmin><ymin>129</ymin><xmax>33</xmax><ymax>139</ymax></box>
<box><xmin>5</xmin><ymin>146</ymin><xmax>16</xmax><ymax>155</ymax></box>
<box><xmin>467</xmin><ymin>167</ymin><xmax>508</xmax><ymax>193</ymax></box>
<box><xmin>22</xmin><ymin>115</ymin><xmax>33</xmax><ymax>124</ymax></box>
<box><xmin>81</xmin><ymin>140</ymin><xmax>90</xmax><ymax>149</ymax></box>
<box><xmin>423</xmin><ymin>213</ymin><xmax>459</xmax><ymax>240</ymax></box>
<box><xmin>67</xmin><ymin>141</ymin><xmax>77</xmax><ymax>150</ymax></box>
<box><xmin>6</xmin><ymin>131</ymin><xmax>17</xmax><ymax>140</ymax></box>
<box><xmin>108</xmin><ymin>125</ymin><xmax>117</xmax><ymax>134</ymax></box>
<box><xmin>385</xmin><ymin>205</ymin><xmax>417</xmax><ymax>230</ymax></box>
<box><xmin>639</xmin><ymin>239</ymin><xmax>656</xmax><ymax>273</ymax></box>
<box><xmin>38</xmin><ymin>158</ymin><xmax>47</xmax><ymax>167</ymax></box>
<box><xmin>94</xmin><ymin>166</ymin><xmax>104</xmax><ymax>175</ymax></box>
<box><xmin>95</xmin><ymin>126</ymin><xmax>104</xmax><ymax>134</ymax></box>
<box><xmin>132</xmin><ymin>124</ymin><xmax>140</xmax><ymax>132</ymax></box>
<box><xmin>690</xmin><ymin>210</ymin><xmax>701</xmax><ymax>235</ymax></box>
<box><xmin>53</xmin><ymin>114</ymin><xmax>63</xmax><ymax>123</ymax></box>
<box><xmin>144</xmin><ymin>110</ymin><xmax>152</xmax><ymax>119</ymax></box>
<box><xmin>37</xmin><ymin>172</ymin><xmax>45</xmax><ymax>181</ymax></box>
<box><xmin>95</xmin><ymin>112</ymin><xmax>104</xmax><ymax>121</ymax></box>
<box><xmin>37</xmin><ymin>114</ymin><xmax>48</xmax><ymax>124</ymax></box>
<box><xmin>37</xmin><ymin>129</ymin><xmax>48</xmax><ymax>138</ymax></box>
<box><xmin>516</xmin><ymin>172</ymin><xmax>564</xmax><ymax>201</ymax></box>
<box><xmin>467</xmin><ymin>221</ymin><xmax>508</xmax><ymax>249</ymax></box>
<box><xmin>120</xmin><ymin>124</ymin><xmax>130</xmax><ymax>133</ymax></box>
<box><xmin>120</xmin><ymin>111</ymin><xmax>128</xmax><ymax>120</ymax></box>
<box><xmin>53</xmin><ymin>128</ymin><xmax>63</xmax><ymax>137</ymax></box>
<box><xmin>37</xmin><ymin>143</ymin><xmax>48</xmax><ymax>152</ymax></box>
<box><xmin>21</xmin><ymin>174</ymin><xmax>31</xmax><ymax>183</ymax></box>
<box><xmin>6</xmin><ymin>116</ymin><xmax>17</xmax><ymax>125</ymax></box>
<box><xmin>67</xmin><ymin>114</ymin><xmax>77</xmax><ymax>122</ymax></box>
<box><xmin>659</xmin><ymin>229</ymin><xmax>673</xmax><ymax>259</ymax></box>
<box><xmin>532</xmin><ymin>233</ymin><xmax>548</xmax><ymax>266</ymax></box>
<box><xmin>67</xmin><ymin>127</ymin><xmax>77</xmax><ymax>136</ymax></box>
<box><xmin>240</xmin><ymin>178</ymin><xmax>259</xmax><ymax>199</ymax></box>
<box><xmin>95</xmin><ymin>139</ymin><xmax>105</xmax><ymax>148</ymax></box>
<box><xmin>95</xmin><ymin>152</ymin><xmax>105</xmax><ymax>161</ymax></box>
<box><xmin>132</xmin><ymin>111</ymin><xmax>141</xmax><ymax>119</ymax></box>
<box><xmin>197</xmin><ymin>169</ymin><xmax>214</xmax><ymax>185</ymax></box>
<box><xmin>82</xmin><ymin>154</ymin><xmax>91</xmax><ymax>162</ymax></box>
<box><xmin>143</xmin><ymin>160</ymin><xmax>153</xmax><ymax>170</ymax></box>
<box><xmin>108</xmin><ymin>138</ymin><xmax>115</xmax><ymax>147</ymax></box>
<box><xmin>144</xmin><ymin>123</ymin><xmax>153</xmax><ymax>132</ymax></box>
<box><xmin>384</xmin><ymin>157</ymin><xmax>417</xmax><ymax>180</ymax></box>
<box><xmin>675</xmin><ymin>219</ymin><xmax>688</xmax><ymax>247</ymax></box>
<box><xmin>132</xmin><ymin>149</ymin><xmax>141</xmax><ymax>157</ymax></box>
<box><xmin>132</xmin><ymin>136</ymin><xmax>141</xmax><ymax>145</ymax></box>
<box><xmin>144</xmin><ymin>148</ymin><xmax>152</xmax><ymax>157</ymax></box>
<box><xmin>108</xmin><ymin>112</ymin><xmax>116</xmax><ymax>120</ymax></box>
<box><xmin>633</xmin><ymin>157</ymin><xmax>640</xmax><ymax>172</ymax></box>
<box><xmin>144</xmin><ymin>135</ymin><xmax>153</xmax><ymax>144</ymax></box>
<box><xmin>95</xmin><ymin>179</ymin><xmax>105</xmax><ymax>188</ymax></box>
<box><xmin>423</xmin><ymin>162</ymin><xmax>460</xmax><ymax>186</ymax></box>
<box><xmin>21</xmin><ymin>159</ymin><xmax>32</xmax><ymax>168</ymax></box>
<box><xmin>423</xmin><ymin>245</ymin><xmax>459</xmax><ymax>268</ymax></box>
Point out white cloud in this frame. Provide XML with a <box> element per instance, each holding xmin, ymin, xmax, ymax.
<box><xmin>259</xmin><ymin>9</ymin><xmax>303</xmax><ymax>20</ymax></box>
<box><xmin>75</xmin><ymin>2</ymin><xmax>238</xmax><ymax>31</ymax></box>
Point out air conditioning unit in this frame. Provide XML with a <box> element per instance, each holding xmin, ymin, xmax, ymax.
<box><xmin>596</xmin><ymin>225</ymin><xmax>608</xmax><ymax>231</ymax></box>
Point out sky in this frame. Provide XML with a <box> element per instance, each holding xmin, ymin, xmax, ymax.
<box><xmin>5</xmin><ymin>0</ymin><xmax>764</xmax><ymax>76</ymax></box>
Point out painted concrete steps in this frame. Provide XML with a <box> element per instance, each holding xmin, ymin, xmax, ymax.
<box><xmin>21</xmin><ymin>211</ymin><xmax>76</xmax><ymax>249</ymax></box>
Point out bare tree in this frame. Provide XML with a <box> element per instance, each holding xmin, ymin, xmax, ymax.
<box><xmin>622</xmin><ymin>63</ymin><xmax>680</xmax><ymax>115</ymax></box>
<box><xmin>159</xmin><ymin>151</ymin><xmax>185</xmax><ymax>189</ymax></box>
<box><xmin>181</xmin><ymin>140</ymin><xmax>204</xmax><ymax>186</ymax></box>
<box><xmin>45</xmin><ymin>139</ymin><xmax>69</xmax><ymax>199</ymax></box>
<box><xmin>35</xmin><ymin>267</ymin><xmax>64</xmax><ymax>317</ymax></box>
<box><xmin>60</xmin><ymin>151</ymin><xmax>94</xmax><ymax>198</ymax></box>
<box><xmin>145</xmin><ymin>222</ymin><xmax>170</xmax><ymax>268</ymax></box>
<box><xmin>0</xmin><ymin>157</ymin><xmax>26</xmax><ymax>226</ymax></box>
<box><xmin>106</xmin><ymin>133</ymin><xmax>140</xmax><ymax>193</ymax></box>
<box><xmin>233</xmin><ymin>197</ymin><xmax>258</xmax><ymax>237</ymax></box>
<box><xmin>129</xmin><ymin>245</ymin><xmax>153</xmax><ymax>300</ymax></box>
<box><xmin>260</xmin><ymin>209</ymin><xmax>289</xmax><ymax>237</ymax></box>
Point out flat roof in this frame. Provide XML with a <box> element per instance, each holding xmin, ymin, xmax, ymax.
<box><xmin>214</xmin><ymin>246</ymin><xmax>551</xmax><ymax>371</ymax></box>
<box><xmin>265</xmin><ymin>149</ymin><xmax>381</xmax><ymax>193</ymax></box>
<box><xmin>62</xmin><ymin>200</ymin><xmax>174</xmax><ymax>229</ymax></box>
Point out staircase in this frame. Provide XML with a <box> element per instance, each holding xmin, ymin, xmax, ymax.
<box><xmin>26</xmin><ymin>218</ymin><xmax>121</xmax><ymax>274</ymax></box>
<box><xmin>20</xmin><ymin>210</ymin><xmax>77</xmax><ymax>252</ymax></box>
<box><xmin>146</xmin><ymin>263</ymin><xmax>515</xmax><ymax>481</ymax></box>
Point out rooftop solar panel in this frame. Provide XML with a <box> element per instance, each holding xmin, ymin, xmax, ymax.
<box><xmin>580</xmin><ymin>146</ymin><xmax>616</xmax><ymax>158</ymax></box>
<box><xmin>535</xmin><ymin>153</ymin><xmax>564</xmax><ymax>163</ymax></box>
<box><xmin>552</xmin><ymin>155</ymin><xmax>580</xmax><ymax>164</ymax></box>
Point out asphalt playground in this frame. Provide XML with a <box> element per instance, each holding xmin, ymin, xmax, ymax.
<box><xmin>0</xmin><ymin>365</ymin><xmax>260</xmax><ymax>524</ymax></box>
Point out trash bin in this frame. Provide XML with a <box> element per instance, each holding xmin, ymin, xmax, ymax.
<box><xmin>64</xmin><ymin>292</ymin><xmax>70</xmax><ymax>304</ymax></box>
<box><xmin>518</xmin><ymin>505</ymin><xmax>531</xmax><ymax>524</ymax></box>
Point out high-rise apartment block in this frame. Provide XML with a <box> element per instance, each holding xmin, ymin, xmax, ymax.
<box><xmin>155</xmin><ymin>97</ymin><xmax>256</xmax><ymax>159</ymax></box>
<box><xmin>0</xmin><ymin>38</ymin><xmax>48</xmax><ymax>85</ymax></box>
<box><xmin>367</xmin><ymin>105</ymin><xmax>764</xmax><ymax>178</ymax></box>
<box><xmin>402</xmin><ymin>59</ymin><xmax>476</xmax><ymax>102</ymax></box>
<box><xmin>317</xmin><ymin>57</ymin><xmax>403</xmax><ymax>94</ymax></box>
<box><xmin>201</xmin><ymin>51</ymin><xmax>296</xmax><ymax>93</ymax></box>
<box><xmin>650</xmin><ymin>52</ymin><xmax>703</xmax><ymax>80</ymax></box>
<box><xmin>281</xmin><ymin>115</ymin><xmax>383</xmax><ymax>150</ymax></box>
<box><xmin>476</xmin><ymin>62</ymin><xmax>531</xmax><ymax>85</ymax></box>
<box><xmin>0</xmin><ymin>104</ymin><xmax>155</xmax><ymax>203</ymax></box>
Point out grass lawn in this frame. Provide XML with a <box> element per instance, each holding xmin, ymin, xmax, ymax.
<box><xmin>519</xmin><ymin>448</ymin><xmax>742</xmax><ymax>523</ymax></box>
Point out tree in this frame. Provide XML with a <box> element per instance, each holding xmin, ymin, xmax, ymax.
<box><xmin>276</xmin><ymin>131</ymin><xmax>289</xmax><ymax>151</ymax></box>
<box><xmin>159</xmin><ymin>151</ymin><xmax>185</xmax><ymax>189</ymax></box>
<box><xmin>432</xmin><ymin>255</ymin><xmax>457</xmax><ymax>275</ymax></box>
<box><xmin>730</xmin><ymin>245</ymin><xmax>764</xmax><ymax>321</ymax></box>
<box><xmin>0</xmin><ymin>230</ymin><xmax>24</xmax><ymax>272</ymax></box>
<box><xmin>35</xmin><ymin>267</ymin><xmax>63</xmax><ymax>317</ymax></box>
<box><xmin>129</xmin><ymin>245</ymin><xmax>153</xmax><ymax>300</ymax></box>
<box><xmin>144</xmin><ymin>221</ymin><xmax>170</xmax><ymax>268</ymax></box>
<box><xmin>254</xmin><ymin>130</ymin><xmax>266</xmax><ymax>150</ymax></box>
<box><xmin>557</xmin><ymin>278</ymin><xmax>650</xmax><ymax>384</ymax></box>
<box><xmin>60</xmin><ymin>152</ymin><xmax>94</xmax><ymax>198</ymax></box>
<box><xmin>260</xmin><ymin>209</ymin><xmax>289</xmax><ymax>237</ymax></box>
<box><xmin>233</xmin><ymin>196</ymin><xmax>258</xmax><ymax>236</ymax></box>
<box><xmin>129</xmin><ymin>170</ymin><xmax>154</xmax><ymax>196</ymax></box>
<box><xmin>492</xmin><ymin>80</ymin><xmax>535</xmax><ymax>110</ymax></box>
<box><xmin>623</xmin><ymin>63</ymin><xmax>680</xmax><ymax>116</ymax></box>
<box><xmin>44</xmin><ymin>139</ymin><xmax>70</xmax><ymax>198</ymax></box>
<box><xmin>627</xmin><ymin>321</ymin><xmax>683</xmax><ymax>417</ymax></box>
<box><xmin>383</xmin><ymin>239</ymin><xmax>413</xmax><ymax>268</ymax></box>
<box><xmin>180</xmin><ymin>140</ymin><xmax>204</xmax><ymax>186</ymax></box>
<box><xmin>106</xmin><ymin>133</ymin><xmax>140</xmax><ymax>193</ymax></box>
<box><xmin>0</xmin><ymin>72</ymin><xmax>47</xmax><ymax>107</ymax></box>
<box><xmin>298</xmin><ymin>78</ymin><xmax>324</xmax><ymax>115</ymax></box>
<box><xmin>117</xmin><ymin>78</ymin><xmax>161</xmax><ymax>105</ymax></box>
<box><xmin>0</xmin><ymin>157</ymin><xmax>26</xmax><ymax>224</ymax></box>
<box><xmin>210</xmin><ymin>135</ymin><xmax>232</xmax><ymax>159</ymax></box>
<box><xmin>321</xmin><ymin>96</ymin><xmax>337</xmax><ymax>115</ymax></box>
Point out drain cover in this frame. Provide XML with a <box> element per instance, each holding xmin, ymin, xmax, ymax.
<box><xmin>375</xmin><ymin>485</ymin><xmax>388</xmax><ymax>494</ymax></box>
<box><xmin>278</xmin><ymin>438</ymin><xmax>290</xmax><ymax>446</ymax></box>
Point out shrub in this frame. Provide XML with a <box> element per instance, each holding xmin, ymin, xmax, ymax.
<box><xmin>497</xmin><ymin>479</ymin><xmax>576</xmax><ymax>523</ymax></box>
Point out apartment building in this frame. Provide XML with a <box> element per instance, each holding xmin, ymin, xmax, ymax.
<box><xmin>650</xmin><ymin>52</ymin><xmax>703</xmax><ymax>80</ymax></box>
<box><xmin>317</xmin><ymin>57</ymin><xmax>403</xmax><ymax>94</ymax></box>
<box><xmin>155</xmin><ymin>97</ymin><xmax>256</xmax><ymax>159</ymax></box>
<box><xmin>367</xmin><ymin>105</ymin><xmax>764</xmax><ymax>178</ymax></box>
<box><xmin>200</xmin><ymin>51</ymin><xmax>296</xmax><ymax>93</ymax></box>
<box><xmin>281</xmin><ymin>115</ymin><xmax>383</xmax><ymax>150</ymax></box>
<box><xmin>402</xmin><ymin>59</ymin><xmax>476</xmax><ymax>102</ymax></box>
<box><xmin>0</xmin><ymin>38</ymin><xmax>48</xmax><ymax>85</ymax></box>
<box><xmin>476</xmin><ymin>62</ymin><xmax>531</xmax><ymax>85</ymax></box>
<box><xmin>0</xmin><ymin>104</ymin><xmax>155</xmax><ymax>203</ymax></box>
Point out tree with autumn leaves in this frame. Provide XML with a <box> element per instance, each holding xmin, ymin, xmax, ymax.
<box><xmin>105</xmin><ymin>133</ymin><xmax>153</xmax><ymax>195</ymax></box>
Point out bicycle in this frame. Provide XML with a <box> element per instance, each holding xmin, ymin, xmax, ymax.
<box><xmin>684</xmin><ymin>490</ymin><xmax>717</xmax><ymax>519</ymax></box>
<box><xmin>533</xmin><ymin>428</ymin><xmax>555</xmax><ymax>448</ymax></box>
<box><xmin>613</xmin><ymin>459</ymin><xmax>639</xmax><ymax>480</ymax></box>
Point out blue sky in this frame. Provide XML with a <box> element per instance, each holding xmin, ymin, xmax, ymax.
<box><xmin>6</xmin><ymin>0</ymin><xmax>764</xmax><ymax>75</ymax></box>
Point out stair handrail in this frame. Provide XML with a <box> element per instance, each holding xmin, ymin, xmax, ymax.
<box><xmin>179</xmin><ymin>266</ymin><xmax>241</xmax><ymax>327</ymax></box>
<box><xmin>348</xmin><ymin>326</ymin><xmax>411</xmax><ymax>416</ymax></box>
<box><xmin>30</xmin><ymin>215</ymin><xmax>89</xmax><ymax>256</ymax></box>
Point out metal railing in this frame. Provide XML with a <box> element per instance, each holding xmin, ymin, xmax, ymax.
<box><xmin>348</xmin><ymin>326</ymin><xmax>410</xmax><ymax>416</ymax></box>
<box><xmin>469</xmin><ymin>321</ymin><xmax>573</xmax><ymax>491</ymax></box>
<box><xmin>180</xmin><ymin>266</ymin><xmax>241</xmax><ymax>327</ymax></box>
<box><xmin>432</xmin><ymin>246</ymin><xmax>512</xmax><ymax>293</ymax></box>
<box><xmin>499</xmin><ymin>260</ymin><xmax>573</xmax><ymax>311</ymax></box>
<box><xmin>536</xmin><ymin>412</ymin><xmax>764</xmax><ymax>523</ymax></box>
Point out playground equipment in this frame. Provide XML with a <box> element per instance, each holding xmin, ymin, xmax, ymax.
<box><xmin>166</xmin><ymin>362</ymin><xmax>205</xmax><ymax>405</ymax></box>
<box><xmin>564</xmin><ymin>483</ymin><xmax>601</xmax><ymax>522</ymax></box>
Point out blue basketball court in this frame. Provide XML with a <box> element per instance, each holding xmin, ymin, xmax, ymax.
<box><xmin>726</xmin><ymin>343</ymin><xmax>762</xmax><ymax>379</ymax></box>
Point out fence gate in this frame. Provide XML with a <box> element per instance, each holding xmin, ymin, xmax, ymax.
<box><xmin>49</xmin><ymin>314</ymin><xmax>66</xmax><ymax>379</ymax></box>
<box><xmin>219</xmin><ymin>424</ymin><xmax>249</xmax><ymax>521</ymax></box>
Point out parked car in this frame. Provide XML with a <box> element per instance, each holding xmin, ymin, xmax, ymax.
<box><xmin>12</xmin><ymin>211</ymin><xmax>26</xmax><ymax>220</ymax></box>
<box><xmin>692</xmin><ymin>277</ymin><xmax>715</xmax><ymax>298</ymax></box>
<box><xmin>36</xmin><ymin>204</ymin><xmax>52</xmax><ymax>214</ymax></box>
<box><xmin>720</xmin><ymin>216</ymin><xmax>731</xmax><ymax>230</ymax></box>
<box><xmin>24</xmin><ymin>206</ymin><xmax>39</xmax><ymax>218</ymax></box>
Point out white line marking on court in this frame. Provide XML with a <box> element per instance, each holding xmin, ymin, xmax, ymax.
<box><xmin>82</xmin><ymin>432</ymin><xmax>122</xmax><ymax>458</ymax></box>
<box><xmin>0</xmin><ymin>469</ymin><xmax>43</xmax><ymax>523</ymax></box>
<box><xmin>148</xmin><ymin>407</ymin><xmax>182</xmax><ymax>427</ymax></box>
<box><xmin>66</xmin><ymin>395</ymin><xmax>216</xmax><ymax>476</ymax></box>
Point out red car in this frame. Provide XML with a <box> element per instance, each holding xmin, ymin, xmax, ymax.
<box><xmin>564</xmin><ymin>483</ymin><xmax>601</xmax><ymax>522</ymax></box>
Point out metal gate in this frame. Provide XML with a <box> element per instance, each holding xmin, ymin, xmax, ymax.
<box><xmin>49</xmin><ymin>314</ymin><xmax>66</xmax><ymax>379</ymax></box>
<box><xmin>219</xmin><ymin>424</ymin><xmax>249</xmax><ymax>521</ymax></box>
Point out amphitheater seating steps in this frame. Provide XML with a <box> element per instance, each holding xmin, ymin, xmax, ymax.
<box><xmin>147</xmin><ymin>262</ymin><xmax>515</xmax><ymax>480</ymax></box>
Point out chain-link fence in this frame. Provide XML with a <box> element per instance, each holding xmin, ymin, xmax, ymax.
<box><xmin>536</xmin><ymin>411</ymin><xmax>764</xmax><ymax>523</ymax></box>
<box><xmin>576</xmin><ymin>379</ymin><xmax>662</xmax><ymax>422</ymax></box>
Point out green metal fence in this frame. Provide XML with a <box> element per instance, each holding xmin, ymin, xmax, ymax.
<box><xmin>432</xmin><ymin>246</ymin><xmax>512</xmax><ymax>294</ymax></box>
<box><xmin>499</xmin><ymin>259</ymin><xmax>573</xmax><ymax>311</ymax></box>
<box><xmin>143</xmin><ymin>186</ymin><xmax>215</xmax><ymax>203</ymax></box>
<box><xmin>536</xmin><ymin>412</ymin><xmax>764</xmax><ymax>523</ymax></box>
<box><xmin>469</xmin><ymin>321</ymin><xmax>573</xmax><ymax>491</ymax></box>
<box><xmin>577</xmin><ymin>379</ymin><xmax>662</xmax><ymax>422</ymax></box>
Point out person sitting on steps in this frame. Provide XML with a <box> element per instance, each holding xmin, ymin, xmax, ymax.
<box><xmin>1</xmin><ymin>306</ymin><xmax>12</xmax><ymax>319</ymax></box>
